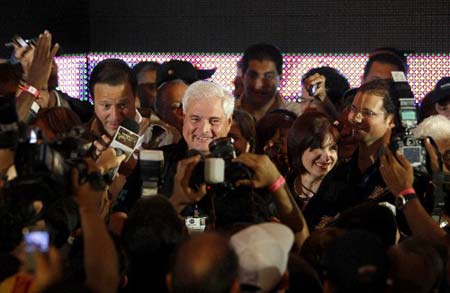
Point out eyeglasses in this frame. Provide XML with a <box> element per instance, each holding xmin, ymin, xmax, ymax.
<box><xmin>349</xmin><ymin>105</ymin><xmax>385</xmax><ymax>118</ymax></box>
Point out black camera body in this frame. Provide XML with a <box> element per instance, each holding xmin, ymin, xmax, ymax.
<box><xmin>9</xmin><ymin>126</ymin><xmax>105</xmax><ymax>202</ymax></box>
<box><xmin>189</xmin><ymin>137</ymin><xmax>252</xmax><ymax>191</ymax></box>
<box><xmin>389</xmin><ymin>72</ymin><xmax>428</xmax><ymax>174</ymax></box>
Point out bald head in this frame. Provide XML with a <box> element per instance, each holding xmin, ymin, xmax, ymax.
<box><xmin>170</xmin><ymin>233</ymin><xmax>239</xmax><ymax>293</ymax></box>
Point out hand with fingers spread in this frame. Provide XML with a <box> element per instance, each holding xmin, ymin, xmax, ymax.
<box><xmin>233</xmin><ymin>153</ymin><xmax>281</xmax><ymax>189</ymax></box>
<box><xmin>170</xmin><ymin>155</ymin><xmax>207</xmax><ymax>213</ymax></box>
<box><xmin>379</xmin><ymin>148</ymin><xmax>414</xmax><ymax>196</ymax></box>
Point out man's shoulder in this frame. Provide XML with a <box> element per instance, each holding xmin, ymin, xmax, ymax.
<box><xmin>279</xmin><ymin>99</ymin><xmax>302</xmax><ymax>116</ymax></box>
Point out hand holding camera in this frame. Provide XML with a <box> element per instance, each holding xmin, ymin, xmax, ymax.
<box><xmin>171</xmin><ymin>155</ymin><xmax>207</xmax><ymax>213</ymax></box>
<box><xmin>303</xmin><ymin>73</ymin><xmax>327</xmax><ymax>101</ymax></box>
<box><xmin>379</xmin><ymin>147</ymin><xmax>414</xmax><ymax>196</ymax></box>
<box><xmin>233</xmin><ymin>153</ymin><xmax>281</xmax><ymax>189</ymax></box>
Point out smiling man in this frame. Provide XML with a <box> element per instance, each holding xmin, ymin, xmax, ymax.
<box><xmin>238</xmin><ymin>43</ymin><xmax>301</xmax><ymax>121</ymax></box>
<box><xmin>303</xmin><ymin>79</ymin><xmax>432</xmax><ymax>233</ymax></box>
<box><xmin>159</xmin><ymin>80</ymin><xmax>234</xmax><ymax>196</ymax></box>
<box><xmin>87</xmin><ymin>58</ymin><xmax>150</xmax><ymax>214</ymax></box>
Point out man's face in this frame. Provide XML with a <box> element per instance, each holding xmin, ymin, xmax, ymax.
<box><xmin>183</xmin><ymin>97</ymin><xmax>232</xmax><ymax>153</ymax></box>
<box><xmin>93</xmin><ymin>82</ymin><xmax>137</xmax><ymax>136</ymax></box>
<box><xmin>243</xmin><ymin>59</ymin><xmax>280</xmax><ymax>106</ymax></box>
<box><xmin>364</xmin><ymin>61</ymin><xmax>399</xmax><ymax>83</ymax></box>
<box><xmin>158</xmin><ymin>82</ymin><xmax>187</xmax><ymax>131</ymax></box>
<box><xmin>137</xmin><ymin>70</ymin><xmax>157</xmax><ymax>108</ymax></box>
<box><xmin>435</xmin><ymin>100</ymin><xmax>450</xmax><ymax>120</ymax></box>
<box><xmin>348</xmin><ymin>92</ymin><xmax>394</xmax><ymax>146</ymax></box>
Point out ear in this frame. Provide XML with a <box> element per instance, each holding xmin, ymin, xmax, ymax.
<box><xmin>226</xmin><ymin>116</ymin><xmax>233</xmax><ymax>132</ymax></box>
<box><xmin>435</xmin><ymin>103</ymin><xmax>443</xmax><ymax>114</ymax></box>
<box><xmin>386</xmin><ymin>113</ymin><xmax>395</xmax><ymax>129</ymax></box>
<box><xmin>230</xmin><ymin>278</ymin><xmax>241</xmax><ymax>293</ymax></box>
<box><xmin>275</xmin><ymin>270</ymin><xmax>290</xmax><ymax>291</ymax></box>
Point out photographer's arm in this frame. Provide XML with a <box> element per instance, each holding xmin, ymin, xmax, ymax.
<box><xmin>235</xmin><ymin>153</ymin><xmax>310</xmax><ymax>250</ymax></box>
<box><xmin>380</xmin><ymin>148</ymin><xmax>448</xmax><ymax>245</ymax></box>
<box><xmin>170</xmin><ymin>155</ymin><xmax>207</xmax><ymax>214</ymax></box>
<box><xmin>73</xmin><ymin>155</ymin><xmax>125</xmax><ymax>293</ymax></box>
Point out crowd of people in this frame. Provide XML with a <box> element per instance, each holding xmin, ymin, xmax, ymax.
<box><xmin>1</xmin><ymin>29</ymin><xmax>450</xmax><ymax>292</ymax></box>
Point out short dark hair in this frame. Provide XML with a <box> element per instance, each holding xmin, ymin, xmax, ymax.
<box><xmin>356</xmin><ymin>79</ymin><xmax>396</xmax><ymax>116</ymax></box>
<box><xmin>122</xmin><ymin>195</ymin><xmax>184</xmax><ymax>292</ymax></box>
<box><xmin>89</xmin><ymin>58</ymin><xmax>137</xmax><ymax>98</ymax></box>
<box><xmin>171</xmin><ymin>233</ymin><xmax>239</xmax><ymax>293</ymax></box>
<box><xmin>132</xmin><ymin>61</ymin><xmax>160</xmax><ymax>76</ymax></box>
<box><xmin>242</xmin><ymin>43</ymin><xmax>283</xmax><ymax>76</ymax></box>
<box><xmin>231</xmin><ymin>109</ymin><xmax>256</xmax><ymax>152</ymax></box>
<box><xmin>302</xmin><ymin>66</ymin><xmax>350</xmax><ymax>112</ymax></box>
<box><xmin>287</xmin><ymin>111</ymin><xmax>339</xmax><ymax>176</ymax></box>
<box><xmin>31</xmin><ymin>107</ymin><xmax>82</xmax><ymax>136</ymax></box>
<box><xmin>363</xmin><ymin>48</ymin><xmax>408</xmax><ymax>81</ymax></box>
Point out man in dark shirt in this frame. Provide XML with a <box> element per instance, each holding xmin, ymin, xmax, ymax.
<box><xmin>304</xmin><ymin>79</ymin><xmax>432</xmax><ymax>231</ymax></box>
<box><xmin>159</xmin><ymin>80</ymin><xmax>234</xmax><ymax>197</ymax></box>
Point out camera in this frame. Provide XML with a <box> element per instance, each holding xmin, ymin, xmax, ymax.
<box><xmin>389</xmin><ymin>71</ymin><xmax>428</xmax><ymax>173</ymax></box>
<box><xmin>307</xmin><ymin>83</ymin><xmax>318</xmax><ymax>97</ymax></box>
<box><xmin>0</xmin><ymin>97</ymin><xmax>106</xmax><ymax>204</ymax></box>
<box><xmin>189</xmin><ymin>137</ymin><xmax>252</xmax><ymax>191</ymax></box>
<box><xmin>23</xmin><ymin>227</ymin><xmax>49</xmax><ymax>272</ymax></box>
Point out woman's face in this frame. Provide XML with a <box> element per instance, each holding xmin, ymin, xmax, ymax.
<box><xmin>264</xmin><ymin>127</ymin><xmax>290</xmax><ymax>175</ymax></box>
<box><xmin>301</xmin><ymin>133</ymin><xmax>338</xmax><ymax>179</ymax></box>
<box><xmin>229</xmin><ymin>122</ymin><xmax>250</xmax><ymax>155</ymax></box>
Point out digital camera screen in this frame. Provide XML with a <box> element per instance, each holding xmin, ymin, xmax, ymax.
<box><xmin>24</xmin><ymin>231</ymin><xmax>49</xmax><ymax>253</ymax></box>
<box><xmin>402</xmin><ymin>146</ymin><xmax>421</xmax><ymax>165</ymax></box>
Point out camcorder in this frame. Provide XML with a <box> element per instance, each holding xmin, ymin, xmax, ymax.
<box><xmin>0</xmin><ymin>95</ymin><xmax>108</xmax><ymax>206</ymax></box>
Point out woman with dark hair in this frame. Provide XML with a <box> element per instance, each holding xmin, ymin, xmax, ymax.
<box><xmin>256</xmin><ymin>109</ymin><xmax>297</xmax><ymax>176</ymax></box>
<box><xmin>287</xmin><ymin>111</ymin><xmax>339</xmax><ymax>209</ymax></box>
<box><xmin>31</xmin><ymin>106</ymin><xmax>83</xmax><ymax>140</ymax></box>
<box><xmin>229</xmin><ymin>109</ymin><xmax>256</xmax><ymax>155</ymax></box>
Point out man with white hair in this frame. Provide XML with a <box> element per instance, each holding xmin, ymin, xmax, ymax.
<box><xmin>159</xmin><ymin>80</ymin><xmax>234</xmax><ymax>196</ymax></box>
<box><xmin>414</xmin><ymin>114</ymin><xmax>450</xmax><ymax>172</ymax></box>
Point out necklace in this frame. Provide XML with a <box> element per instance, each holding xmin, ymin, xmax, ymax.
<box><xmin>293</xmin><ymin>176</ymin><xmax>316</xmax><ymax>200</ymax></box>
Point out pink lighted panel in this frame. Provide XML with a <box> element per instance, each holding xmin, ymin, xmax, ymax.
<box><xmin>55</xmin><ymin>52</ymin><xmax>450</xmax><ymax>102</ymax></box>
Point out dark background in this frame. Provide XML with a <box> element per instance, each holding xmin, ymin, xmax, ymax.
<box><xmin>1</xmin><ymin>0</ymin><xmax>449</xmax><ymax>56</ymax></box>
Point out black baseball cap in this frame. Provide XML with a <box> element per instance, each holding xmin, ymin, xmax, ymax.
<box><xmin>156</xmin><ymin>60</ymin><xmax>216</xmax><ymax>87</ymax></box>
<box><xmin>430</xmin><ymin>77</ymin><xmax>450</xmax><ymax>104</ymax></box>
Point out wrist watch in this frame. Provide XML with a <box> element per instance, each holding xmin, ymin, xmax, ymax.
<box><xmin>395</xmin><ymin>193</ymin><xmax>417</xmax><ymax>210</ymax></box>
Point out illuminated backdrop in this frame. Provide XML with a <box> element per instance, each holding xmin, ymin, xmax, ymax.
<box><xmin>56</xmin><ymin>52</ymin><xmax>450</xmax><ymax>103</ymax></box>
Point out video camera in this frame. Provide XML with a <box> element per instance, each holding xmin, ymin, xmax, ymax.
<box><xmin>0</xmin><ymin>95</ymin><xmax>107</xmax><ymax>205</ymax></box>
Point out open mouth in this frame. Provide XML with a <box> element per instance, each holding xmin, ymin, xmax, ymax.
<box><xmin>315</xmin><ymin>162</ymin><xmax>332</xmax><ymax>170</ymax></box>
